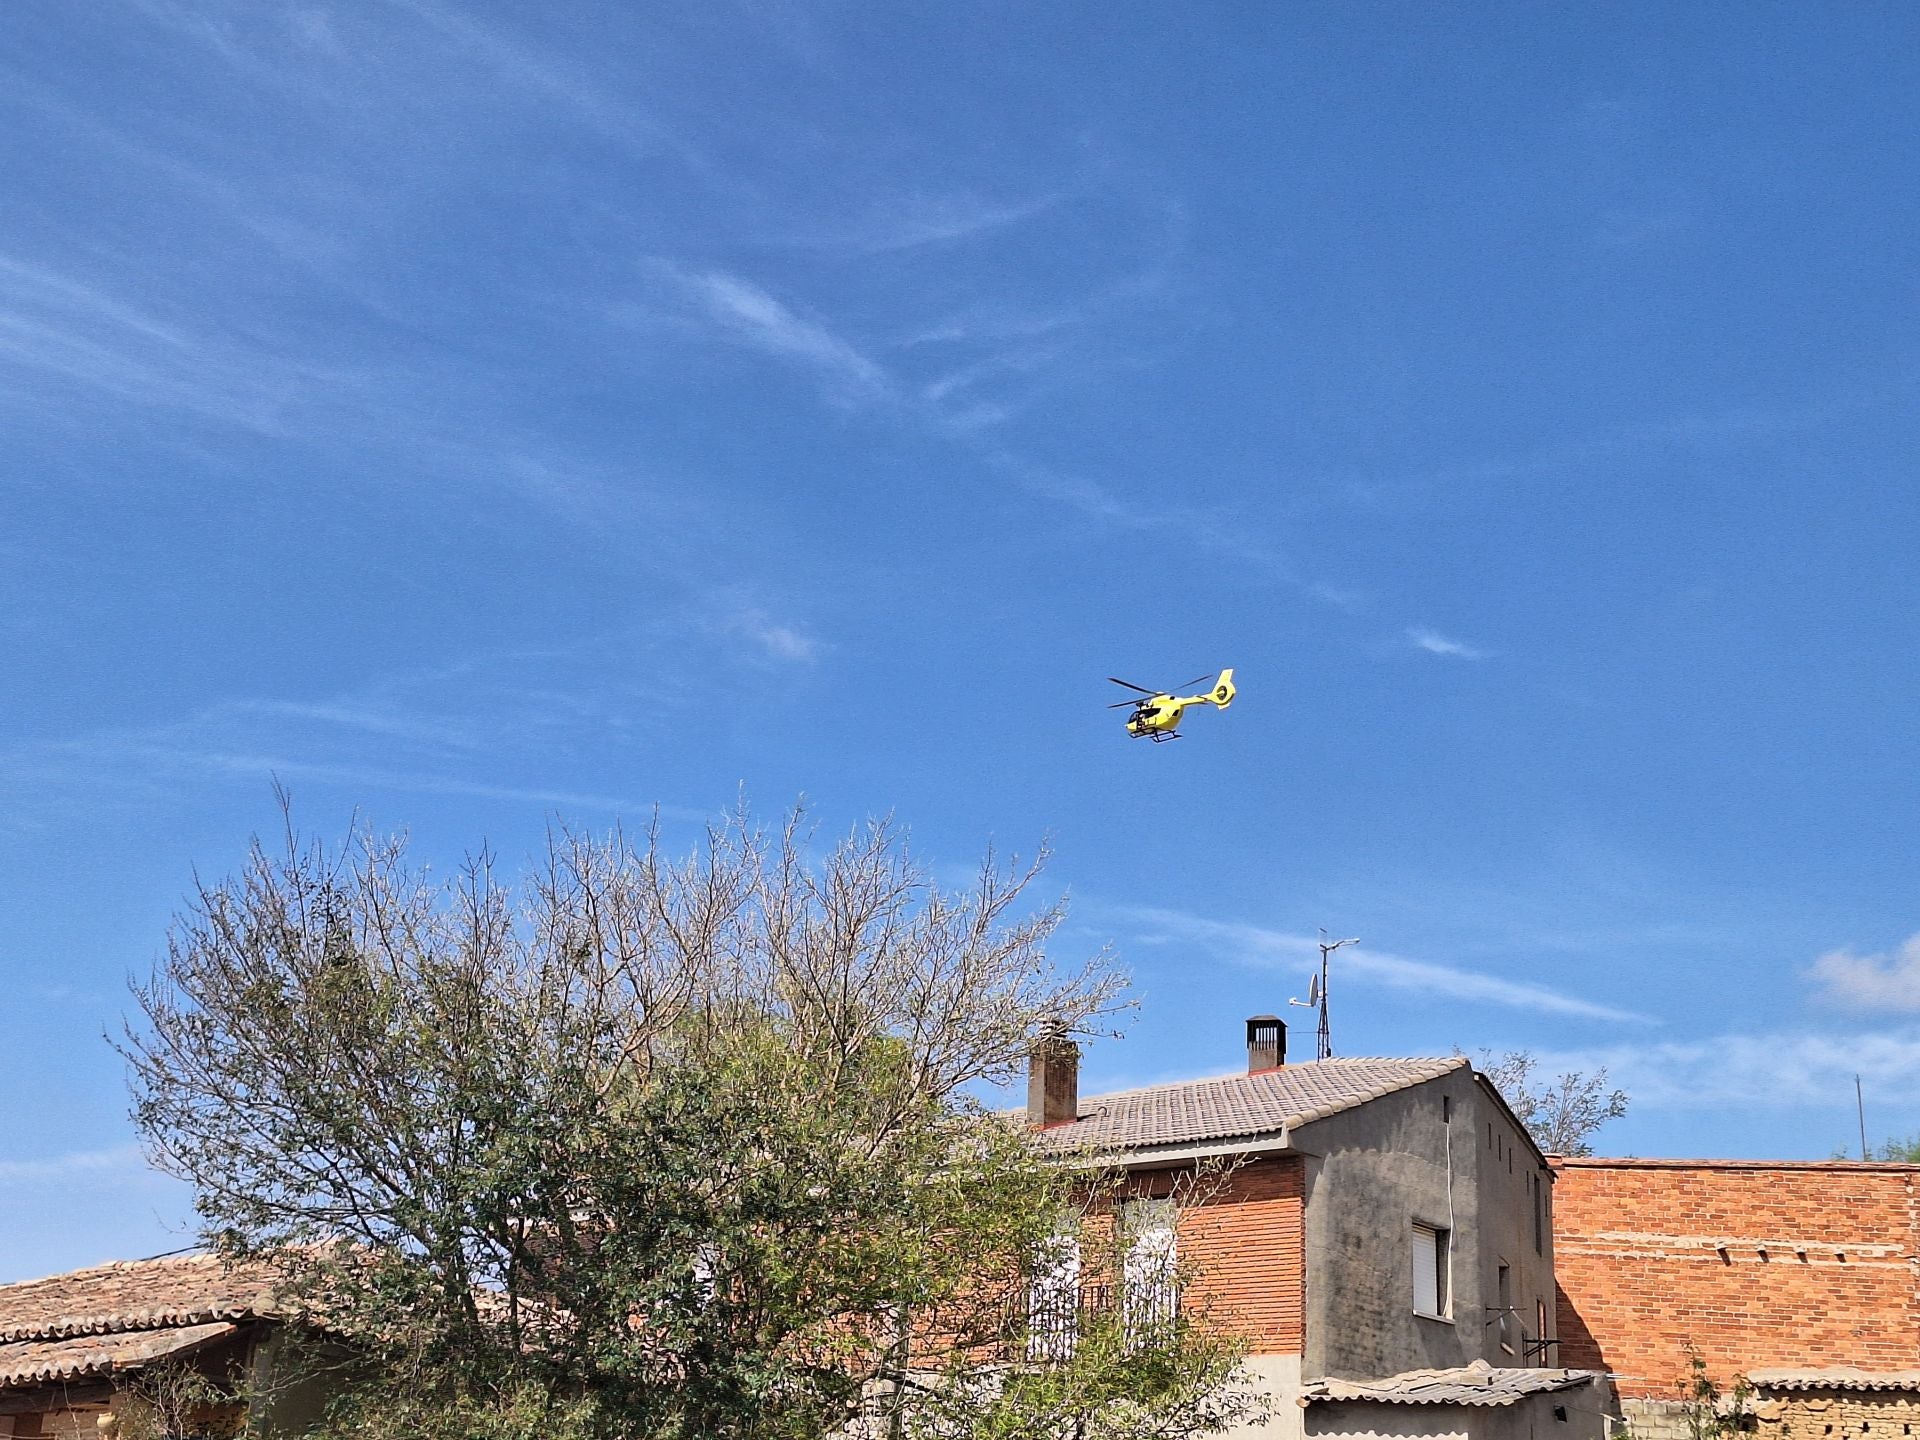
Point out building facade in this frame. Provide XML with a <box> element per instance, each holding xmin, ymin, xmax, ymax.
<box><xmin>1029</xmin><ymin>1018</ymin><xmax>1607</xmax><ymax>1440</ymax></box>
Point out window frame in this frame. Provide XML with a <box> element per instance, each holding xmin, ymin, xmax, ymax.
<box><xmin>1411</xmin><ymin>1221</ymin><xmax>1452</xmax><ymax>1321</ymax></box>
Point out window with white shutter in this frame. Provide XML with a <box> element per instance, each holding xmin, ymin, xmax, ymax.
<box><xmin>1121</xmin><ymin>1198</ymin><xmax>1178</xmax><ymax>1341</ymax></box>
<box><xmin>1412</xmin><ymin>1223</ymin><xmax>1450</xmax><ymax>1318</ymax></box>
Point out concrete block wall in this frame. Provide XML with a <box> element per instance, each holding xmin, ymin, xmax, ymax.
<box><xmin>1551</xmin><ymin>1159</ymin><xmax>1920</xmax><ymax>1397</ymax></box>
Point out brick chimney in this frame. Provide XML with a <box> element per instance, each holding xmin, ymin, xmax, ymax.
<box><xmin>1027</xmin><ymin>1023</ymin><xmax>1080</xmax><ymax>1128</ymax></box>
<box><xmin>1247</xmin><ymin>1015</ymin><xmax>1286</xmax><ymax>1072</ymax></box>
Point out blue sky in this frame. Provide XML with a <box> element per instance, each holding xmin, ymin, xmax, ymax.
<box><xmin>4</xmin><ymin>1</ymin><xmax>1919</xmax><ymax>1282</ymax></box>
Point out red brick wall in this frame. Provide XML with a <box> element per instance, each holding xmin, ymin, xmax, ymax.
<box><xmin>1551</xmin><ymin>1158</ymin><xmax>1920</xmax><ymax>1396</ymax></box>
<box><xmin>1177</xmin><ymin>1155</ymin><xmax>1306</xmax><ymax>1356</ymax></box>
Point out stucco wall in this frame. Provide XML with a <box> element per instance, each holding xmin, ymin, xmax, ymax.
<box><xmin>1293</xmin><ymin>1070</ymin><xmax>1556</xmax><ymax>1382</ymax></box>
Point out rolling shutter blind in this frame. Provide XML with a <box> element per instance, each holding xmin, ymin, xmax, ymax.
<box><xmin>1412</xmin><ymin>1224</ymin><xmax>1442</xmax><ymax>1314</ymax></box>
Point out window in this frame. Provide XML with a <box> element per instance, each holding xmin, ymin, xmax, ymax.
<box><xmin>1121</xmin><ymin>1198</ymin><xmax>1179</xmax><ymax>1341</ymax></box>
<box><xmin>1412</xmin><ymin>1223</ymin><xmax>1450</xmax><ymax>1317</ymax></box>
<box><xmin>1532</xmin><ymin>1173</ymin><xmax>1545</xmax><ymax>1255</ymax></box>
<box><xmin>1027</xmin><ymin>1231</ymin><xmax>1081</xmax><ymax>1361</ymax></box>
<box><xmin>1537</xmin><ymin>1298</ymin><xmax>1550</xmax><ymax>1364</ymax></box>
<box><xmin>1497</xmin><ymin>1263</ymin><xmax>1514</xmax><ymax>1354</ymax></box>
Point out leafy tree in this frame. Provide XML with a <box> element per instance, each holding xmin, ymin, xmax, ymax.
<box><xmin>124</xmin><ymin>804</ymin><xmax>1258</xmax><ymax>1440</ymax></box>
<box><xmin>1830</xmin><ymin>1135</ymin><xmax>1920</xmax><ymax>1161</ymax></box>
<box><xmin>1474</xmin><ymin>1050</ymin><xmax>1629</xmax><ymax>1156</ymax></box>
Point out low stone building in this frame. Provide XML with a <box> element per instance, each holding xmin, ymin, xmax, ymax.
<box><xmin>1747</xmin><ymin>1369</ymin><xmax>1920</xmax><ymax>1440</ymax></box>
<box><xmin>0</xmin><ymin>1254</ymin><xmax>315</xmax><ymax>1439</ymax></box>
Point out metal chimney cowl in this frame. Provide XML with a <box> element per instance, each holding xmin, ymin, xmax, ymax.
<box><xmin>1027</xmin><ymin>1024</ymin><xmax>1080</xmax><ymax>1128</ymax></box>
<box><xmin>1247</xmin><ymin>1014</ymin><xmax>1286</xmax><ymax>1072</ymax></box>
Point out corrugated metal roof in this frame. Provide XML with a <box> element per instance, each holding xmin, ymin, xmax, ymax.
<box><xmin>1302</xmin><ymin>1362</ymin><xmax>1602</xmax><ymax>1408</ymax></box>
<box><xmin>1749</xmin><ymin>1369</ymin><xmax>1920</xmax><ymax>1393</ymax></box>
<box><xmin>0</xmin><ymin>1322</ymin><xmax>238</xmax><ymax>1388</ymax></box>
<box><xmin>1030</xmin><ymin>1056</ymin><xmax>1466</xmax><ymax>1154</ymax></box>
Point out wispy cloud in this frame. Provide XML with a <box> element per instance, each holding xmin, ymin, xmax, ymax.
<box><xmin>1807</xmin><ymin>934</ymin><xmax>1920</xmax><ymax>1012</ymax></box>
<box><xmin>1111</xmin><ymin>907</ymin><xmax>1646</xmax><ymax>1023</ymax></box>
<box><xmin>656</xmin><ymin>264</ymin><xmax>889</xmax><ymax>402</ymax></box>
<box><xmin>1531</xmin><ymin>1028</ymin><xmax>1920</xmax><ymax>1111</ymax></box>
<box><xmin>0</xmin><ymin>1145</ymin><xmax>154</xmax><ymax>1187</ymax></box>
<box><xmin>0</xmin><ymin>252</ymin><xmax>350</xmax><ymax>432</ymax></box>
<box><xmin>778</xmin><ymin>190</ymin><xmax>1064</xmax><ymax>256</ymax></box>
<box><xmin>1406</xmin><ymin>627</ymin><xmax>1490</xmax><ymax>660</ymax></box>
<box><xmin>372</xmin><ymin>0</ymin><xmax>697</xmax><ymax>167</ymax></box>
<box><xmin>703</xmin><ymin>592</ymin><xmax>823</xmax><ymax>664</ymax></box>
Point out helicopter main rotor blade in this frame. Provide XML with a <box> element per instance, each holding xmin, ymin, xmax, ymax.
<box><xmin>1178</xmin><ymin>674</ymin><xmax>1211</xmax><ymax>691</ymax></box>
<box><xmin>1108</xmin><ymin>698</ymin><xmax>1150</xmax><ymax>709</ymax></box>
<box><xmin>1107</xmin><ymin>677</ymin><xmax>1159</xmax><ymax>695</ymax></box>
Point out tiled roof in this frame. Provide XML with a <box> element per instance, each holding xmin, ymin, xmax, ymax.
<box><xmin>1749</xmin><ymin>1369</ymin><xmax>1920</xmax><ymax>1393</ymax></box>
<box><xmin>0</xmin><ymin>1255</ymin><xmax>281</xmax><ymax>1345</ymax></box>
<box><xmin>1031</xmin><ymin>1056</ymin><xmax>1466</xmax><ymax>1154</ymax></box>
<box><xmin>1302</xmin><ymin>1362</ymin><xmax>1602</xmax><ymax>1408</ymax></box>
<box><xmin>0</xmin><ymin>1322</ymin><xmax>238</xmax><ymax>1388</ymax></box>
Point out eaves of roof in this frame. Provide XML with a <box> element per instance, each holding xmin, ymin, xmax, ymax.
<box><xmin>1749</xmin><ymin>1369</ymin><xmax>1920</xmax><ymax>1393</ymax></box>
<box><xmin>0</xmin><ymin>1321</ymin><xmax>239</xmax><ymax>1389</ymax></box>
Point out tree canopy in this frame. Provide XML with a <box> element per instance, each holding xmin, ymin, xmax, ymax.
<box><xmin>124</xmin><ymin>805</ymin><xmax>1257</xmax><ymax>1440</ymax></box>
<box><xmin>1474</xmin><ymin>1050</ymin><xmax>1629</xmax><ymax>1157</ymax></box>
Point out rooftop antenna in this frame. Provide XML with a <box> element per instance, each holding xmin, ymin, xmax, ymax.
<box><xmin>1291</xmin><ymin>930</ymin><xmax>1358</xmax><ymax>1061</ymax></box>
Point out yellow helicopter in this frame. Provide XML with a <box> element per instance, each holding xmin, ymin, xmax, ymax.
<box><xmin>1108</xmin><ymin>669</ymin><xmax>1237</xmax><ymax>742</ymax></box>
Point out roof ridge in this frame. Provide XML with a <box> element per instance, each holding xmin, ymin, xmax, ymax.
<box><xmin>1078</xmin><ymin>1055</ymin><xmax>1465</xmax><ymax>1106</ymax></box>
<box><xmin>0</xmin><ymin>1252</ymin><xmax>221</xmax><ymax>1293</ymax></box>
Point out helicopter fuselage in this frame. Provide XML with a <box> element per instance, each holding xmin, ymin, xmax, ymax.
<box><xmin>1125</xmin><ymin>697</ymin><xmax>1188</xmax><ymax>740</ymax></box>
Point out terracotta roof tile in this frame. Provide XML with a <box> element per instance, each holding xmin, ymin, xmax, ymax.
<box><xmin>0</xmin><ymin>1322</ymin><xmax>238</xmax><ymax>1388</ymax></box>
<box><xmin>1749</xmin><ymin>1369</ymin><xmax>1920</xmax><ymax>1393</ymax></box>
<box><xmin>0</xmin><ymin>1255</ymin><xmax>282</xmax><ymax>1344</ymax></box>
<box><xmin>1031</xmin><ymin>1056</ymin><xmax>1466</xmax><ymax>1154</ymax></box>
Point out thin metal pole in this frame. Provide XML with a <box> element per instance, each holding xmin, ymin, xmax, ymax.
<box><xmin>1857</xmin><ymin>1074</ymin><xmax>1869</xmax><ymax>1161</ymax></box>
<box><xmin>1318</xmin><ymin>944</ymin><xmax>1331</xmax><ymax>1061</ymax></box>
<box><xmin>1314</xmin><ymin>933</ymin><xmax>1358</xmax><ymax>1063</ymax></box>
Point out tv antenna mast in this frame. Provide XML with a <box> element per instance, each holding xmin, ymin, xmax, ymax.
<box><xmin>1290</xmin><ymin>930</ymin><xmax>1358</xmax><ymax>1061</ymax></box>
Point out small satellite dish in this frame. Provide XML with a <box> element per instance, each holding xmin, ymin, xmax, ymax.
<box><xmin>1288</xmin><ymin>974</ymin><xmax>1320</xmax><ymax>1008</ymax></box>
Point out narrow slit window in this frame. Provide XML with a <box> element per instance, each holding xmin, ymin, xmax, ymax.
<box><xmin>1412</xmin><ymin>1223</ymin><xmax>1450</xmax><ymax>1317</ymax></box>
<box><xmin>1497</xmin><ymin>1262</ymin><xmax>1514</xmax><ymax>1353</ymax></box>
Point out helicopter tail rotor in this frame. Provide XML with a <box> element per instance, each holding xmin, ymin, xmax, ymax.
<box><xmin>1208</xmin><ymin>668</ymin><xmax>1236</xmax><ymax>709</ymax></box>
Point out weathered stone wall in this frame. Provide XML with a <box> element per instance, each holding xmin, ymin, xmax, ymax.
<box><xmin>1551</xmin><ymin>1159</ymin><xmax>1920</xmax><ymax>1398</ymax></box>
<box><xmin>1753</xmin><ymin>1389</ymin><xmax>1920</xmax><ymax>1440</ymax></box>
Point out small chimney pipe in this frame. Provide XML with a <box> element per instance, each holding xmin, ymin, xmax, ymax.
<box><xmin>1247</xmin><ymin>1015</ymin><xmax>1286</xmax><ymax>1072</ymax></box>
<box><xmin>1027</xmin><ymin>1023</ymin><xmax>1080</xmax><ymax>1128</ymax></box>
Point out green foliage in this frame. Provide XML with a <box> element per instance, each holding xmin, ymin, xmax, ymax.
<box><xmin>1475</xmin><ymin>1050</ymin><xmax>1629</xmax><ymax>1156</ymax></box>
<box><xmin>125</xmin><ymin>805</ymin><xmax>1252</xmax><ymax>1440</ymax></box>
<box><xmin>912</xmin><ymin>1307</ymin><xmax>1263</xmax><ymax>1440</ymax></box>
<box><xmin>112</xmin><ymin>1359</ymin><xmax>244</xmax><ymax>1440</ymax></box>
<box><xmin>1675</xmin><ymin>1348</ymin><xmax>1752</xmax><ymax>1440</ymax></box>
